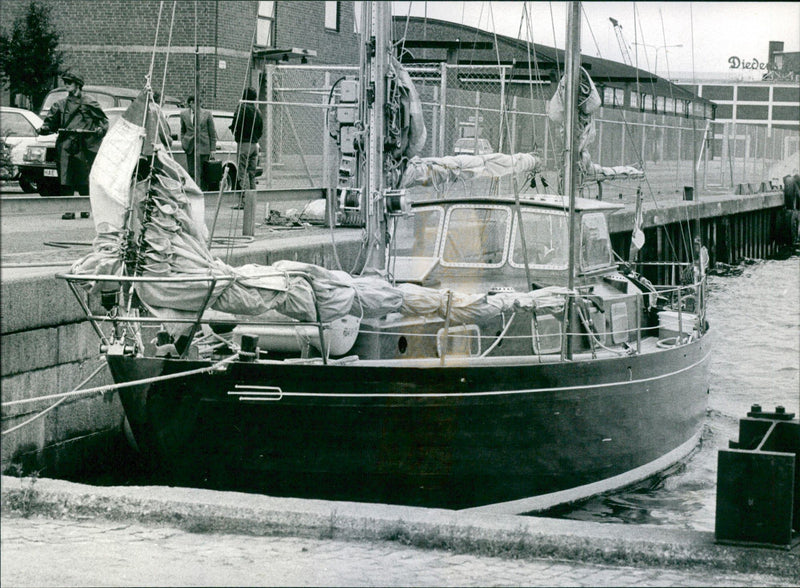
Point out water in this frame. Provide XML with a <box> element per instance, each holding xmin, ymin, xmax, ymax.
<box><xmin>555</xmin><ymin>255</ymin><xmax>800</xmax><ymax>531</ymax></box>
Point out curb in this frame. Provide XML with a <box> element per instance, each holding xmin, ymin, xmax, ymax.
<box><xmin>2</xmin><ymin>476</ymin><xmax>797</xmax><ymax>580</ymax></box>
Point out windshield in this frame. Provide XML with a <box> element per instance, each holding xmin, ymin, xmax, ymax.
<box><xmin>511</xmin><ymin>209</ymin><xmax>569</xmax><ymax>268</ymax></box>
<box><xmin>393</xmin><ymin>207</ymin><xmax>442</xmax><ymax>257</ymax></box>
<box><xmin>579</xmin><ymin>213</ymin><xmax>614</xmax><ymax>271</ymax></box>
<box><xmin>441</xmin><ymin>205</ymin><xmax>509</xmax><ymax>266</ymax></box>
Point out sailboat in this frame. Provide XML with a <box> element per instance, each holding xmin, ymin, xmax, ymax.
<box><xmin>59</xmin><ymin>1</ymin><xmax>710</xmax><ymax>514</ymax></box>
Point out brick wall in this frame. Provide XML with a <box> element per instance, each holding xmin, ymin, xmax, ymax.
<box><xmin>1</xmin><ymin>0</ymin><xmax>360</xmax><ymax>111</ymax></box>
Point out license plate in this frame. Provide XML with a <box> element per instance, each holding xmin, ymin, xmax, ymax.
<box><xmin>44</xmin><ymin>168</ymin><xmax>58</xmax><ymax>177</ymax></box>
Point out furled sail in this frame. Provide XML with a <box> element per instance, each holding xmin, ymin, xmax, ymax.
<box><xmin>548</xmin><ymin>68</ymin><xmax>643</xmax><ymax>182</ymax></box>
<box><xmin>400</xmin><ymin>152</ymin><xmax>543</xmax><ymax>189</ymax></box>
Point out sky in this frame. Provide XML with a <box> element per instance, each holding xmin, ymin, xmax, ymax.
<box><xmin>388</xmin><ymin>2</ymin><xmax>800</xmax><ymax>80</ymax></box>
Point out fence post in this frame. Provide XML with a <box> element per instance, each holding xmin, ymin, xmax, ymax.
<box><xmin>431</xmin><ymin>85</ymin><xmax>439</xmax><ymax>158</ymax></box>
<box><xmin>498</xmin><ymin>66</ymin><xmax>506</xmax><ymax>152</ymax></box>
<box><xmin>322</xmin><ymin>70</ymin><xmax>331</xmax><ymax>191</ymax></box>
<box><xmin>439</xmin><ymin>63</ymin><xmax>447</xmax><ymax>157</ymax></box>
<box><xmin>511</xmin><ymin>95</ymin><xmax>518</xmax><ymax>154</ymax></box>
<box><xmin>265</xmin><ymin>64</ymin><xmax>275</xmax><ymax>189</ymax></box>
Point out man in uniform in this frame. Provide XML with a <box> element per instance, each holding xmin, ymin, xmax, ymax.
<box><xmin>38</xmin><ymin>72</ymin><xmax>108</xmax><ymax>195</ymax></box>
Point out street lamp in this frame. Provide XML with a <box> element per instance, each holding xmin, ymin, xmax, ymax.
<box><xmin>631</xmin><ymin>42</ymin><xmax>683</xmax><ymax>76</ymax></box>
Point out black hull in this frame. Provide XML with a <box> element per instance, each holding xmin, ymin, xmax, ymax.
<box><xmin>111</xmin><ymin>336</ymin><xmax>710</xmax><ymax>511</ymax></box>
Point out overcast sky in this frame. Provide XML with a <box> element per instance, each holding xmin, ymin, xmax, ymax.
<box><xmin>389</xmin><ymin>2</ymin><xmax>800</xmax><ymax>80</ymax></box>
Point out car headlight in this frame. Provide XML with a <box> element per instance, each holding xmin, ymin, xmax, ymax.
<box><xmin>24</xmin><ymin>145</ymin><xmax>47</xmax><ymax>162</ymax></box>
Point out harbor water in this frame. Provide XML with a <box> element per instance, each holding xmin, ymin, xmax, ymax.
<box><xmin>555</xmin><ymin>254</ymin><xmax>800</xmax><ymax>531</ymax></box>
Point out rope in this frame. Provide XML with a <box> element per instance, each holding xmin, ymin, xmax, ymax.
<box><xmin>1</xmin><ymin>353</ymin><xmax>239</xmax><ymax>409</ymax></box>
<box><xmin>2</xmin><ymin>361</ymin><xmax>107</xmax><ymax>436</ymax></box>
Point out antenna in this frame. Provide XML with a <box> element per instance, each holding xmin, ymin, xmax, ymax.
<box><xmin>609</xmin><ymin>17</ymin><xmax>633</xmax><ymax>66</ymax></box>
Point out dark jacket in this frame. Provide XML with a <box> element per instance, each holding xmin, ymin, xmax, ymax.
<box><xmin>40</xmin><ymin>93</ymin><xmax>108</xmax><ymax>181</ymax></box>
<box><xmin>230</xmin><ymin>103</ymin><xmax>263</xmax><ymax>143</ymax></box>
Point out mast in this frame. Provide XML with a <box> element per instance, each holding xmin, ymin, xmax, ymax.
<box><xmin>362</xmin><ymin>1</ymin><xmax>391</xmax><ymax>270</ymax></box>
<box><xmin>564</xmin><ymin>1</ymin><xmax>582</xmax><ymax>359</ymax></box>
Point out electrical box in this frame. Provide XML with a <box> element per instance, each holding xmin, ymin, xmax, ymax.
<box><xmin>340</xmin><ymin>79</ymin><xmax>358</xmax><ymax>103</ymax></box>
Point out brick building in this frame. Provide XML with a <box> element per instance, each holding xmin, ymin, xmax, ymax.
<box><xmin>1</xmin><ymin>0</ymin><xmax>360</xmax><ymax>110</ymax></box>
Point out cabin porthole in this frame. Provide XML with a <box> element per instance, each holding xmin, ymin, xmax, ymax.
<box><xmin>398</xmin><ymin>336</ymin><xmax>408</xmax><ymax>354</ymax></box>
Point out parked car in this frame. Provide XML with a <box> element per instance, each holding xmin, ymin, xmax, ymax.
<box><xmin>38</xmin><ymin>85</ymin><xmax>181</xmax><ymax>118</ymax></box>
<box><xmin>19</xmin><ymin>105</ymin><xmax>249</xmax><ymax>195</ymax></box>
<box><xmin>453</xmin><ymin>137</ymin><xmax>493</xmax><ymax>155</ymax></box>
<box><xmin>0</xmin><ymin>106</ymin><xmax>43</xmax><ymax>189</ymax></box>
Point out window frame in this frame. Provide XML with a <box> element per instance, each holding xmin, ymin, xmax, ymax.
<box><xmin>324</xmin><ymin>1</ymin><xmax>340</xmax><ymax>32</ymax></box>
<box><xmin>256</xmin><ymin>1</ymin><xmax>275</xmax><ymax>48</ymax></box>
<box><xmin>438</xmin><ymin>204</ymin><xmax>512</xmax><ymax>269</ymax></box>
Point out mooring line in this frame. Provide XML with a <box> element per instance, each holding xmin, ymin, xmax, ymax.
<box><xmin>2</xmin><ymin>360</ymin><xmax>107</xmax><ymax>436</ymax></box>
<box><xmin>1</xmin><ymin>353</ymin><xmax>239</xmax><ymax>409</ymax></box>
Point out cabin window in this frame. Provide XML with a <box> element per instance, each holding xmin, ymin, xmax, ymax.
<box><xmin>441</xmin><ymin>205</ymin><xmax>510</xmax><ymax>267</ymax></box>
<box><xmin>510</xmin><ymin>210</ymin><xmax>569</xmax><ymax>268</ymax></box>
<box><xmin>579</xmin><ymin>213</ymin><xmax>614</xmax><ymax>271</ymax></box>
<box><xmin>393</xmin><ymin>207</ymin><xmax>442</xmax><ymax>257</ymax></box>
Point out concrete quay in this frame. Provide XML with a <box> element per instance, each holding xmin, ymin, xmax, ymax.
<box><xmin>2</xmin><ymin>475</ymin><xmax>798</xmax><ymax>587</ymax></box>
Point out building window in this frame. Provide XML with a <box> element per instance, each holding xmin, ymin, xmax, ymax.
<box><xmin>772</xmin><ymin>105</ymin><xmax>800</xmax><ymax>122</ymax></box>
<box><xmin>736</xmin><ymin>104</ymin><xmax>769</xmax><ymax>120</ymax></box>
<box><xmin>656</xmin><ymin>96</ymin><xmax>665</xmax><ymax>113</ymax></box>
<box><xmin>256</xmin><ymin>1</ymin><xmax>275</xmax><ymax>47</ymax></box>
<box><xmin>773</xmin><ymin>86</ymin><xmax>800</xmax><ymax>103</ymax></box>
<box><xmin>325</xmin><ymin>1</ymin><xmax>339</xmax><ymax>31</ymax></box>
<box><xmin>665</xmin><ymin>97</ymin><xmax>675</xmax><ymax>113</ymax></box>
<box><xmin>603</xmin><ymin>86</ymin><xmax>614</xmax><ymax>106</ymax></box>
<box><xmin>737</xmin><ymin>86</ymin><xmax>769</xmax><ymax>102</ymax></box>
<box><xmin>715</xmin><ymin>104</ymin><xmax>733</xmax><ymax>119</ymax></box>
<box><xmin>700</xmin><ymin>85</ymin><xmax>734</xmax><ymax>101</ymax></box>
<box><xmin>353</xmin><ymin>1</ymin><xmax>362</xmax><ymax>33</ymax></box>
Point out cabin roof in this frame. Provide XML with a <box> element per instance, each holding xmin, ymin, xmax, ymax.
<box><xmin>410</xmin><ymin>194</ymin><xmax>625</xmax><ymax>213</ymax></box>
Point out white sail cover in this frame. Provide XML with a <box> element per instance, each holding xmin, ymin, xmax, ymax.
<box><xmin>400</xmin><ymin>152</ymin><xmax>542</xmax><ymax>189</ymax></box>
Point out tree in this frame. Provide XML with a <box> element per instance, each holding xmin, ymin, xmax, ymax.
<box><xmin>0</xmin><ymin>1</ymin><xmax>63</xmax><ymax>111</ymax></box>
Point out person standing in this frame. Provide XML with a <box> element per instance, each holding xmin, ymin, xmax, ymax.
<box><xmin>180</xmin><ymin>95</ymin><xmax>216</xmax><ymax>190</ymax></box>
<box><xmin>38</xmin><ymin>72</ymin><xmax>108</xmax><ymax>195</ymax></box>
<box><xmin>230</xmin><ymin>87</ymin><xmax>263</xmax><ymax>207</ymax></box>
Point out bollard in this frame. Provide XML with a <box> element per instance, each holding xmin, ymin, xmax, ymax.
<box><xmin>242</xmin><ymin>189</ymin><xmax>256</xmax><ymax>236</ymax></box>
<box><xmin>715</xmin><ymin>405</ymin><xmax>799</xmax><ymax>549</ymax></box>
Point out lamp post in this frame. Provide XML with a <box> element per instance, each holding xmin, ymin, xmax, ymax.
<box><xmin>632</xmin><ymin>42</ymin><xmax>683</xmax><ymax>76</ymax></box>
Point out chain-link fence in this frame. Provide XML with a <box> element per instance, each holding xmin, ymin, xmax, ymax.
<box><xmin>260</xmin><ymin>64</ymin><xmax>799</xmax><ymax>198</ymax></box>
